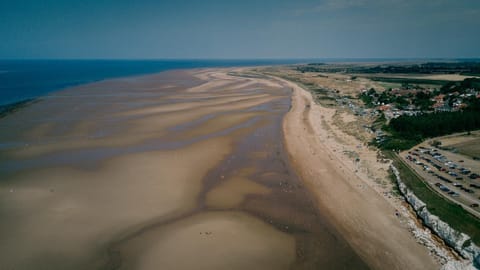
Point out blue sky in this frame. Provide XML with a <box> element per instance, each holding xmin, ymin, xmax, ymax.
<box><xmin>0</xmin><ymin>0</ymin><xmax>479</xmax><ymax>59</ymax></box>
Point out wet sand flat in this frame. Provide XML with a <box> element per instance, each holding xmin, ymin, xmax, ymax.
<box><xmin>0</xmin><ymin>69</ymin><xmax>368</xmax><ymax>269</ymax></box>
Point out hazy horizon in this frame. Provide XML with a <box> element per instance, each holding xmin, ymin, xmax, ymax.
<box><xmin>1</xmin><ymin>0</ymin><xmax>479</xmax><ymax>59</ymax></box>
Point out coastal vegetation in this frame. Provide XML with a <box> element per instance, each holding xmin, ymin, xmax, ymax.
<box><xmin>369</xmin><ymin>77</ymin><xmax>448</xmax><ymax>86</ymax></box>
<box><xmin>441</xmin><ymin>77</ymin><xmax>480</xmax><ymax>94</ymax></box>
<box><xmin>443</xmin><ymin>137</ymin><xmax>480</xmax><ymax>159</ymax></box>
<box><xmin>297</xmin><ymin>62</ymin><xmax>480</xmax><ymax>76</ymax></box>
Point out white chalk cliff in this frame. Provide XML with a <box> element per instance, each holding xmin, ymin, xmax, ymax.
<box><xmin>391</xmin><ymin>165</ymin><xmax>480</xmax><ymax>269</ymax></box>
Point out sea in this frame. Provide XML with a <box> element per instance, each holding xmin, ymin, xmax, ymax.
<box><xmin>2</xmin><ymin>58</ymin><xmax>473</xmax><ymax>107</ymax></box>
<box><xmin>0</xmin><ymin>59</ymin><xmax>307</xmax><ymax>106</ymax></box>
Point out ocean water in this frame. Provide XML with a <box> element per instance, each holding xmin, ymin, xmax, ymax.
<box><xmin>0</xmin><ymin>59</ymin><xmax>305</xmax><ymax>106</ymax></box>
<box><xmin>3</xmin><ymin>58</ymin><xmax>473</xmax><ymax>106</ymax></box>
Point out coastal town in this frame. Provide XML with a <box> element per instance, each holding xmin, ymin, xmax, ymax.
<box><xmin>359</xmin><ymin>80</ymin><xmax>480</xmax><ymax>119</ymax></box>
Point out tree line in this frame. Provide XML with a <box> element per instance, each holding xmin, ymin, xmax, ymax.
<box><xmin>380</xmin><ymin>109</ymin><xmax>480</xmax><ymax>150</ymax></box>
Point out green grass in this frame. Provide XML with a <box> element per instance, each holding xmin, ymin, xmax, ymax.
<box><xmin>311</xmin><ymin>88</ymin><xmax>329</xmax><ymax>95</ymax></box>
<box><xmin>387</xmin><ymin>170</ymin><xmax>402</xmax><ymax>197</ymax></box>
<box><xmin>378</xmin><ymin>82</ymin><xmax>402</xmax><ymax>90</ymax></box>
<box><xmin>449</xmin><ymin>138</ymin><xmax>480</xmax><ymax>159</ymax></box>
<box><xmin>386</xmin><ymin>151</ymin><xmax>480</xmax><ymax>246</ymax></box>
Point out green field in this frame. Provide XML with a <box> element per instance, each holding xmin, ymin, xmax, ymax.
<box><xmin>449</xmin><ymin>138</ymin><xmax>480</xmax><ymax>159</ymax></box>
<box><xmin>386</xmin><ymin>151</ymin><xmax>480</xmax><ymax>246</ymax></box>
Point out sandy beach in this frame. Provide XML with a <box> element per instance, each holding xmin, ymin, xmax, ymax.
<box><xmin>0</xmin><ymin>68</ymin><xmax>371</xmax><ymax>269</ymax></box>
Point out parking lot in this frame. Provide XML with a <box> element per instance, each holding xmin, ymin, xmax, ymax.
<box><xmin>401</xmin><ymin>144</ymin><xmax>480</xmax><ymax>217</ymax></box>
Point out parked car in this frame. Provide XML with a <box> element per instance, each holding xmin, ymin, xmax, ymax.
<box><xmin>448</xmin><ymin>172</ymin><xmax>458</xmax><ymax>177</ymax></box>
<box><xmin>439</xmin><ymin>186</ymin><xmax>450</xmax><ymax>192</ymax></box>
<box><xmin>470</xmin><ymin>184</ymin><xmax>480</xmax><ymax>189</ymax></box>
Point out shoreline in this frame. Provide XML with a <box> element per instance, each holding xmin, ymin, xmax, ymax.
<box><xmin>0</xmin><ymin>98</ymin><xmax>38</xmax><ymax>118</ymax></box>
<box><xmin>278</xmin><ymin>75</ymin><xmax>441</xmax><ymax>269</ymax></box>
